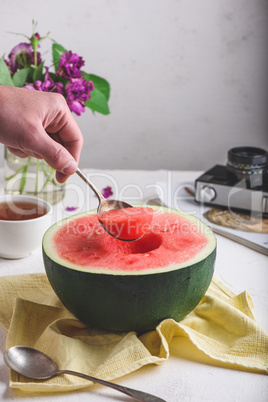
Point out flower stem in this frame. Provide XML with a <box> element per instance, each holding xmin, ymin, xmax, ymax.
<box><xmin>5</xmin><ymin>165</ymin><xmax>25</xmax><ymax>181</ymax></box>
<box><xmin>35</xmin><ymin>159</ymin><xmax>40</xmax><ymax>194</ymax></box>
<box><xmin>19</xmin><ymin>157</ymin><xmax>31</xmax><ymax>194</ymax></box>
<box><xmin>40</xmin><ymin>163</ymin><xmax>54</xmax><ymax>192</ymax></box>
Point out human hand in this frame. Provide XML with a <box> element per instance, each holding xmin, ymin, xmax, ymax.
<box><xmin>0</xmin><ymin>85</ymin><xmax>84</xmax><ymax>183</ymax></box>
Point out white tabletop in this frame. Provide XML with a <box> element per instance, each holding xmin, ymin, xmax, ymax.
<box><xmin>0</xmin><ymin>169</ymin><xmax>267</xmax><ymax>402</ymax></box>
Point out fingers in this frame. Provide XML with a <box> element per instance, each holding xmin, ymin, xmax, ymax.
<box><xmin>1</xmin><ymin>88</ymin><xmax>84</xmax><ymax>182</ymax></box>
<box><xmin>41</xmin><ymin>97</ymin><xmax>84</xmax><ymax>181</ymax></box>
<box><xmin>26</xmin><ymin>94</ymin><xmax>83</xmax><ymax>181</ymax></box>
<box><xmin>29</xmin><ymin>132</ymin><xmax>79</xmax><ymax>181</ymax></box>
<box><xmin>7</xmin><ymin>140</ymin><xmax>77</xmax><ymax>184</ymax></box>
<box><xmin>6</xmin><ymin>147</ymin><xmax>30</xmax><ymax>159</ymax></box>
<box><xmin>44</xmin><ymin>96</ymin><xmax>84</xmax><ymax>164</ymax></box>
<box><xmin>55</xmin><ymin>170</ymin><xmax>74</xmax><ymax>184</ymax></box>
<box><xmin>6</xmin><ymin>146</ymin><xmax>43</xmax><ymax>160</ymax></box>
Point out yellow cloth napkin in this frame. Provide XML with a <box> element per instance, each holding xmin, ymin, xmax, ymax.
<box><xmin>0</xmin><ymin>273</ymin><xmax>267</xmax><ymax>392</ymax></box>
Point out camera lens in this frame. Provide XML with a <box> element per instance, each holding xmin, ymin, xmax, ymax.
<box><xmin>227</xmin><ymin>146</ymin><xmax>268</xmax><ymax>189</ymax></box>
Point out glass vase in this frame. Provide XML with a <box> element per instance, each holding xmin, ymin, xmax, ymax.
<box><xmin>4</xmin><ymin>147</ymin><xmax>65</xmax><ymax>204</ymax></box>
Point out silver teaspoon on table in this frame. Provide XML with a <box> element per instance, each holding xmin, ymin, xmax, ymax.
<box><xmin>4</xmin><ymin>346</ymin><xmax>166</xmax><ymax>402</ymax></box>
<box><xmin>76</xmin><ymin>167</ymin><xmax>142</xmax><ymax>241</ymax></box>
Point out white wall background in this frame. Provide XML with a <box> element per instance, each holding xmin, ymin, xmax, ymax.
<box><xmin>0</xmin><ymin>0</ymin><xmax>267</xmax><ymax>171</ymax></box>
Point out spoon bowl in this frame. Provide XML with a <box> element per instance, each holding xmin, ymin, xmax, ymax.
<box><xmin>4</xmin><ymin>346</ymin><xmax>165</xmax><ymax>401</ymax></box>
<box><xmin>76</xmin><ymin>168</ymin><xmax>142</xmax><ymax>241</ymax></box>
<box><xmin>5</xmin><ymin>346</ymin><xmax>57</xmax><ymax>380</ymax></box>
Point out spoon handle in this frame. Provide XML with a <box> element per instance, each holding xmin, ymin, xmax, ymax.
<box><xmin>58</xmin><ymin>369</ymin><xmax>166</xmax><ymax>401</ymax></box>
<box><xmin>76</xmin><ymin>168</ymin><xmax>104</xmax><ymax>202</ymax></box>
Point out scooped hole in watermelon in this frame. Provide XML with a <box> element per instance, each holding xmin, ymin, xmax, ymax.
<box><xmin>130</xmin><ymin>233</ymin><xmax>163</xmax><ymax>254</ymax></box>
<box><xmin>99</xmin><ymin>206</ymin><xmax>154</xmax><ymax>240</ymax></box>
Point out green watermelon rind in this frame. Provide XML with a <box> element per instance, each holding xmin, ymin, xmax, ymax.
<box><xmin>42</xmin><ymin>206</ymin><xmax>217</xmax><ymax>332</ymax></box>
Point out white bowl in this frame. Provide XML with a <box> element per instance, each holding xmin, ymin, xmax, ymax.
<box><xmin>0</xmin><ymin>195</ymin><xmax>52</xmax><ymax>259</ymax></box>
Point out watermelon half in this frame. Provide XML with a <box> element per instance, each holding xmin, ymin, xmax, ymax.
<box><xmin>42</xmin><ymin>206</ymin><xmax>216</xmax><ymax>333</ymax></box>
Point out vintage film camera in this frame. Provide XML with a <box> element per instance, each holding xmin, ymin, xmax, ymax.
<box><xmin>195</xmin><ymin>146</ymin><xmax>268</xmax><ymax>215</ymax></box>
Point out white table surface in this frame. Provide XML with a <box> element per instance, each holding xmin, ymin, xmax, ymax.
<box><xmin>0</xmin><ymin>168</ymin><xmax>267</xmax><ymax>402</ymax></box>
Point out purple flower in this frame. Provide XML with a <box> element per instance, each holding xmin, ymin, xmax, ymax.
<box><xmin>24</xmin><ymin>67</ymin><xmax>64</xmax><ymax>94</ymax></box>
<box><xmin>65</xmin><ymin>78</ymin><xmax>94</xmax><ymax>115</ymax></box>
<box><xmin>102</xmin><ymin>186</ymin><xmax>113</xmax><ymax>199</ymax></box>
<box><xmin>66</xmin><ymin>206</ymin><xmax>78</xmax><ymax>212</ymax></box>
<box><xmin>4</xmin><ymin>59</ymin><xmax>11</xmax><ymax>68</ymax></box>
<box><xmin>31</xmin><ymin>33</ymin><xmax>41</xmax><ymax>43</ymax></box>
<box><xmin>8</xmin><ymin>42</ymin><xmax>41</xmax><ymax>74</ymax></box>
<box><xmin>56</xmin><ymin>51</ymin><xmax>85</xmax><ymax>79</ymax></box>
<box><xmin>23</xmin><ymin>84</ymin><xmax>35</xmax><ymax>90</ymax></box>
<box><xmin>4</xmin><ymin>59</ymin><xmax>11</xmax><ymax>73</ymax></box>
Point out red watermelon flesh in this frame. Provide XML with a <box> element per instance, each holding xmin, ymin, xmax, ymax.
<box><xmin>53</xmin><ymin>209</ymin><xmax>209</xmax><ymax>272</ymax></box>
<box><xmin>98</xmin><ymin>206</ymin><xmax>154</xmax><ymax>240</ymax></box>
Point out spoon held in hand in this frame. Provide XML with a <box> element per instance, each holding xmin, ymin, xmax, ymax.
<box><xmin>76</xmin><ymin>168</ymin><xmax>144</xmax><ymax>241</ymax></box>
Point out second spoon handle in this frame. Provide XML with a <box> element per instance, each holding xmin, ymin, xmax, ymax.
<box><xmin>57</xmin><ymin>369</ymin><xmax>166</xmax><ymax>402</ymax></box>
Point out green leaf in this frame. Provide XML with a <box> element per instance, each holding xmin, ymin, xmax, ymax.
<box><xmin>0</xmin><ymin>57</ymin><xmax>14</xmax><ymax>86</ymax></box>
<box><xmin>26</xmin><ymin>67</ymin><xmax>35</xmax><ymax>83</ymax></box>
<box><xmin>33</xmin><ymin>62</ymin><xmax>44</xmax><ymax>81</ymax></box>
<box><xmin>52</xmin><ymin>43</ymin><xmax>67</xmax><ymax>71</ymax></box>
<box><xmin>82</xmin><ymin>72</ymin><xmax>110</xmax><ymax>101</ymax></box>
<box><xmin>85</xmin><ymin>88</ymin><xmax>110</xmax><ymax>115</ymax></box>
<box><xmin>83</xmin><ymin>72</ymin><xmax>110</xmax><ymax>114</ymax></box>
<box><xmin>12</xmin><ymin>68</ymin><xmax>31</xmax><ymax>87</ymax></box>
